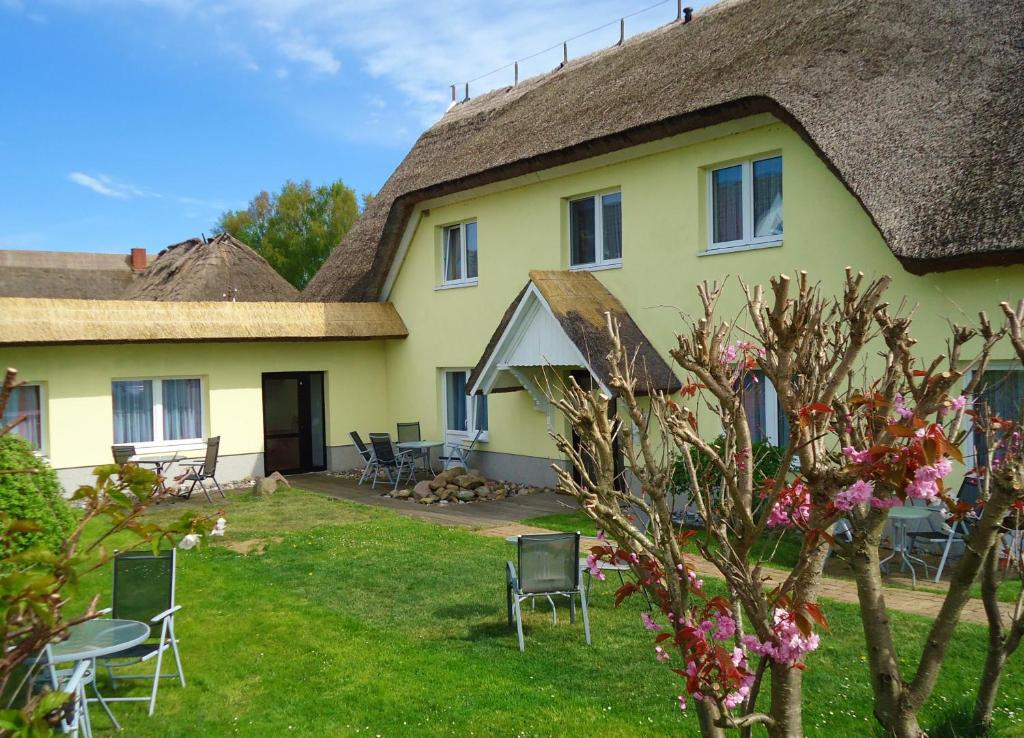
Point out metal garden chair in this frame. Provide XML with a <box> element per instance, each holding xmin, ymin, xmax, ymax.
<box><xmin>96</xmin><ymin>549</ymin><xmax>185</xmax><ymax>717</ymax></box>
<box><xmin>350</xmin><ymin>431</ymin><xmax>377</xmax><ymax>485</ymax></box>
<box><xmin>368</xmin><ymin>432</ymin><xmax>416</xmax><ymax>490</ymax></box>
<box><xmin>396</xmin><ymin>421</ymin><xmax>430</xmax><ymax>472</ymax></box>
<box><xmin>506</xmin><ymin>532</ymin><xmax>590</xmax><ymax>652</ymax></box>
<box><xmin>439</xmin><ymin>429</ymin><xmax>483</xmax><ymax>470</ymax></box>
<box><xmin>176</xmin><ymin>436</ymin><xmax>224</xmax><ymax>502</ymax></box>
<box><xmin>111</xmin><ymin>445</ymin><xmax>135</xmax><ymax>465</ymax></box>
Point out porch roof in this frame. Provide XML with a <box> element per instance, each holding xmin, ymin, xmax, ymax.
<box><xmin>0</xmin><ymin>297</ymin><xmax>408</xmax><ymax>346</ymax></box>
<box><xmin>467</xmin><ymin>270</ymin><xmax>680</xmax><ymax>397</ymax></box>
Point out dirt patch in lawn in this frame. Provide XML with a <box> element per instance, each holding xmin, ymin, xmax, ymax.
<box><xmin>219</xmin><ymin>536</ymin><xmax>283</xmax><ymax>555</ymax></box>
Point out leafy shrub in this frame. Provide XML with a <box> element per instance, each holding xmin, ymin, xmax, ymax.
<box><xmin>673</xmin><ymin>435</ymin><xmax>787</xmax><ymax>492</ymax></box>
<box><xmin>0</xmin><ymin>434</ymin><xmax>74</xmax><ymax>555</ymax></box>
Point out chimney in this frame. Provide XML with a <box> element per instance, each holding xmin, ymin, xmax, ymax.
<box><xmin>130</xmin><ymin>248</ymin><xmax>147</xmax><ymax>272</ymax></box>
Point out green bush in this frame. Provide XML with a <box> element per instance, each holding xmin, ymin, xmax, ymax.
<box><xmin>0</xmin><ymin>434</ymin><xmax>74</xmax><ymax>555</ymax></box>
<box><xmin>673</xmin><ymin>435</ymin><xmax>787</xmax><ymax>492</ymax></box>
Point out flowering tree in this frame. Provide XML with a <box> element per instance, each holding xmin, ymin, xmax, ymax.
<box><xmin>551</xmin><ymin>271</ymin><xmax>1023</xmax><ymax>737</ymax></box>
<box><xmin>0</xmin><ymin>368</ymin><xmax>224</xmax><ymax>736</ymax></box>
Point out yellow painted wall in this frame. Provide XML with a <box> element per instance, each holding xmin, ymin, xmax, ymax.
<box><xmin>384</xmin><ymin>118</ymin><xmax>1024</xmax><ymax>464</ymax></box>
<box><xmin>0</xmin><ymin>341</ymin><xmax>390</xmax><ymax>470</ymax></box>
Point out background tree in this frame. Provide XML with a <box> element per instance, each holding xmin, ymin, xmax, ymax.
<box><xmin>216</xmin><ymin>179</ymin><xmax>365</xmax><ymax>289</ymax></box>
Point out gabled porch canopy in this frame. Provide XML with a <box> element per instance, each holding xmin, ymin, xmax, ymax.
<box><xmin>467</xmin><ymin>271</ymin><xmax>680</xmax><ymax>412</ymax></box>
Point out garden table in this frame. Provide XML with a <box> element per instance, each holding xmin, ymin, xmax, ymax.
<box><xmin>397</xmin><ymin>440</ymin><xmax>443</xmax><ymax>474</ymax></box>
<box><xmin>880</xmin><ymin>506</ymin><xmax>933</xmax><ymax>588</ymax></box>
<box><xmin>131</xmin><ymin>453</ymin><xmax>181</xmax><ymax>496</ymax></box>
<box><xmin>48</xmin><ymin>618</ymin><xmax>150</xmax><ymax>735</ymax></box>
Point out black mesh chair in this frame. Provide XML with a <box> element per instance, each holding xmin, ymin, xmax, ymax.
<box><xmin>176</xmin><ymin>436</ymin><xmax>224</xmax><ymax>502</ymax></box>
<box><xmin>368</xmin><ymin>433</ymin><xmax>415</xmax><ymax>491</ymax></box>
<box><xmin>506</xmin><ymin>532</ymin><xmax>590</xmax><ymax>652</ymax></box>
<box><xmin>396</xmin><ymin>421</ymin><xmax>430</xmax><ymax>472</ymax></box>
<box><xmin>96</xmin><ymin>549</ymin><xmax>185</xmax><ymax>716</ymax></box>
<box><xmin>350</xmin><ymin>431</ymin><xmax>377</xmax><ymax>485</ymax></box>
<box><xmin>908</xmin><ymin>475</ymin><xmax>981</xmax><ymax>582</ymax></box>
<box><xmin>112</xmin><ymin>445</ymin><xmax>136</xmax><ymax>465</ymax></box>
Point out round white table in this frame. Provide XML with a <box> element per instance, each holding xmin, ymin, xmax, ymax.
<box><xmin>49</xmin><ymin>618</ymin><xmax>150</xmax><ymax>735</ymax></box>
<box><xmin>881</xmin><ymin>506</ymin><xmax>934</xmax><ymax>587</ymax></box>
<box><xmin>397</xmin><ymin>440</ymin><xmax>443</xmax><ymax>474</ymax></box>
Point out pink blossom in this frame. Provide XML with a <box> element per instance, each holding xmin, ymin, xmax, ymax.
<box><xmin>713</xmin><ymin>615</ymin><xmax>737</xmax><ymax>640</ymax></box>
<box><xmin>870</xmin><ymin>495</ymin><xmax>902</xmax><ymax>509</ymax></box>
<box><xmin>655</xmin><ymin>646</ymin><xmax>670</xmax><ymax>662</ymax></box>
<box><xmin>641</xmin><ymin>612</ymin><xmax>661</xmax><ymax>631</ymax></box>
<box><xmin>951</xmin><ymin>395</ymin><xmax>967</xmax><ymax>411</ymax></box>
<box><xmin>935</xmin><ymin>457</ymin><xmax>953</xmax><ymax>477</ymax></box>
<box><xmin>905</xmin><ymin>462</ymin><xmax>949</xmax><ymax>502</ymax></box>
<box><xmin>842</xmin><ymin>446</ymin><xmax>872</xmax><ymax>464</ymax></box>
<box><xmin>677</xmin><ymin>694</ymin><xmax>687</xmax><ymax>711</ymax></box>
<box><xmin>835</xmin><ymin>479</ymin><xmax>874</xmax><ymax>511</ymax></box>
<box><xmin>596</xmin><ymin>529</ymin><xmax>607</xmax><ymax>542</ymax></box>
<box><xmin>585</xmin><ymin>553</ymin><xmax>606</xmax><ymax>581</ymax></box>
<box><xmin>893</xmin><ymin>394</ymin><xmax>914</xmax><ymax>420</ymax></box>
<box><xmin>721</xmin><ymin>344</ymin><xmax>738</xmax><ymax>363</ymax></box>
<box><xmin>741</xmin><ymin>608</ymin><xmax>821</xmax><ymax>666</ymax></box>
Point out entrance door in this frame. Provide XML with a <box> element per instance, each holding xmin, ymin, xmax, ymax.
<box><xmin>569</xmin><ymin>370</ymin><xmax>624</xmax><ymax>490</ymax></box>
<box><xmin>261</xmin><ymin>372</ymin><xmax>326</xmax><ymax>475</ymax></box>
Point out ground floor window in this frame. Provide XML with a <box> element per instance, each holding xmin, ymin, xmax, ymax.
<box><xmin>2</xmin><ymin>384</ymin><xmax>43</xmax><ymax>451</ymax></box>
<box><xmin>112</xmin><ymin>377</ymin><xmax>203</xmax><ymax>446</ymax></box>
<box><xmin>443</xmin><ymin>369</ymin><xmax>488</xmax><ymax>439</ymax></box>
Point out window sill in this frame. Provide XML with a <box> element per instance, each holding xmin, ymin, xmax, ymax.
<box><xmin>569</xmin><ymin>260</ymin><xmax>623</xmax><ymax>273</ymax></box>
<box><xmin>445</xmin><ymin>431</ymin><xmax>489</xmax><ymax>444</ymax></box>
<box><xmin>700</xmin><ymin>240</ymin><xmax>782</xmax><ymax>257</ymax></box>
<box><xmin>435</xmin><ymin>279</ymin><xmax>479</xmax><ymax>291</ymax></box>
<box><xmin>129</xmin><ymin>439</ymin><xmax>206</xmax><ymax>455</ymax></box>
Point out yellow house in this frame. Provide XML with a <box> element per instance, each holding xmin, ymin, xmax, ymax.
<box><xmin>1</xmin><ymin>0</ymin><xmax>1022</xmax><ymax>490</ymax></box>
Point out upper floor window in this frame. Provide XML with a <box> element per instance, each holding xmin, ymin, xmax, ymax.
<box><xmin>569</xmin><ymin>191</ymin><xmax>622</xmax><ymax>269</ymax></box>
<box><xmin>3</xmin><ymin>384</ymin><xmax>43</xmax><ymax>452</ymax></box>
<box><xmin>708</xmin><ymin>156</ymin><xmax>783</xmax><ymax>251</ymax></box>
<box><xmin>113</xmin><ymin>377</ymin><xmax>204</xmax><ymax>447</ymax></box>
<box><xmin>442</xmin><ymin>221</ymin><xmax>478</xmax><ymax>286</ymax></box>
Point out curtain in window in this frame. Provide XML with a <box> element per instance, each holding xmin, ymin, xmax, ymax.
<box><xmin>973</xmin><ymin>370</ymin><xmax>1024</xmax><ymax>466</ymax></box>
<box><xmin>601</xmin><ymin>192</ymin><xmax>622</xmax><ymax>260</ymax></box>
<box><xmin>163</xmin><ymin>378</ymin><xmax>202</xmax><ymax>441</ymax></box>
<box><xmin>753</xmin><ymin>157</ymin><xmax>783</xmax><ymax>238</ymax></box>
<box><xmin>474</xmin><ymin>394</ymin><xmax>489</xmax><ymax>432</ymax></box>
<box><xmin>446</xmin><ymin>372</ymin><xmax>468</xmax><ymax>432</ymax></box>
<box><xmin>444</xmin><ymin>226</ymin><xmax>462</xmax><ymax>282</ymax></box>
<box><xmin>465</xmin><ymin>222</ymin><xmax>478</xmax><ymax>279</ymax></box>
<box><xmin>3</xmin><ymin>385</ymin><xmax>41</xmax><ymax>450</ymax></box>
<box><xmin>712</xmin><ymin>165</ymin><xmax>743</xmax><ymax>243</ymax></box>
<box><xmin>569</xmin><ymin>197</ymin><xmax>596</xmax><ymax>265</ymax></box>
<box><xmin>113</xmin><ymin>380</ymin><xmax>153</xmax><ymax>443</ymax></box>
<box><xmin>741</xmin><ymin>374</ymin><xmax>768</xmax><ymax>443</ymax></box>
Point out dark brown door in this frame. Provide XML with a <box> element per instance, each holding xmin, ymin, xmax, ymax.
<box><xmin>261</xmin><ymin>372</ymin><xmax>326</xmax><ymax>475</ymax></box>
<box><xmin>569</xmin><ymin>370</ymin><xmax>624</xmax><ymax>490</ymax></box>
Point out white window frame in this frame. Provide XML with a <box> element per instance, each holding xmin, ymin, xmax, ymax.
<box><xmin>5</xmin><ymin>382</ymin><xmax>48</xmax><ymax>457</ymax></box>
<box><xmin>439</xmin><ymin>220</ymin><xmax>479</xmax><ymax>289</ymax></box>
<box><xmin>568</xmin><ymin>189</ymin><xmax>623</xmax><ymax>271</ymax></box>
<box><xmin>441</xmin><ymin>369</ymin><xmax>489</xmax><ymax>442</ymax></box>
<box><xmin>706</xmin><ymin>156</ymin><xmax>783</xmax><ymax>254</ymax></box>
<box><xmin>111</xmin><ymin>376</ymin><xmax>207</xmax><ymax>451</ymax></box>
<box><xmin>962</xmin><ymin>362</ymin><xmax>1023</xmax><ymax>470</ymax></box>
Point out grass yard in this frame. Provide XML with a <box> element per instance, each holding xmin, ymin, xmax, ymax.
<box><xmin>71</xmin><ymin>488</ymin><xmax>1024</xmax><ymax>737</ymax></box>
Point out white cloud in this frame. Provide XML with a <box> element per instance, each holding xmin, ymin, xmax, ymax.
<box><xmin>276</xmin><ymin>34</ymin><xmax>339</xmax><ymax>75</ymax></box>
<box><xmin>67</xmin><ymin>172</ymin><xmax>133</xmax><ymax>199</ymax></box>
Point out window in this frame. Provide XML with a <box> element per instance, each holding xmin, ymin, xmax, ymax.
<box><xmin>569</xmin><ymin>191</ymin><xmax>622</xmax><ymax>269</ymax></box>
<box><xmin>443</xmin><ymin>370</ymin><xmax>488</xmax><ymax>439</ymax></box>
<box><xmin>741</xmin><ymin>373</ymin><xmax>789</xmax><ymax>446</ymax></box>
<box><xmin>2</xmin><ymin>384</ymin><xmax>43</xmax><ymax>452</ymax></box>
<box><xmin>112</xmin><ymin>377</ymin><xmax>204</xmax><ymax>447</ymax></box>
<box><xmin>441</xmin><ymin>221</ymin><xmax>478</xmax><ymax>286</ymax></box>
<box><xmin>708</xmin><ymin>156</ymin><xmax>783</xmax><ymax>251</ymax></box>
<box><xmin>967</xmin><ymin>367</ymin><xmax>1023</xmax><ymax>468</ymax></box>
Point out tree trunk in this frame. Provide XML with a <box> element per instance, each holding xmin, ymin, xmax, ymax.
<box><xmin>973</xmin><ymin>645</ymin><xmax>1006</xmax><ymax>734</ymax></box>
<box><xmin>696</xmin><ymin>699</ymin><xmax>728</xmax><ymax>738</ymax></box>
<box><xmin>767</xmin><ymin>663</ymin><xmax>804</xmax><ymax>738</ymax></box>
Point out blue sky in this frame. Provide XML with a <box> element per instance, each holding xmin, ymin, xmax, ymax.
<box><xmin>0</xmin><ymin>0</ymin><xmax>708</xmax><ymax>254</ymax></box>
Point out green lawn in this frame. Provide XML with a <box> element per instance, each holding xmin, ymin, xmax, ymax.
<box><xmin>69</xmin><ymin>489</ymin><xmax>1024</xmax><ymax>737</ymax></box>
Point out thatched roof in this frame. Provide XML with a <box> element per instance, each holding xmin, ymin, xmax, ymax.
<box><xmin>305</xmin><ymin>0</ymin><xmax>1024</xmax><ymax>302</ymax></box>
<box><xmin>0</xmin><ymin>298</ymin><xmax>407</xmax><ymax>346</ymax></box>
<box><xmin>127</xmin><ymin>234</ymin><xmax>299</xmax><ymax>302</ymax></box>
<box><xmin>0</xmin><ymin>250</ymin><xmax>140</xmax><ymax>299</ymax></box>
<box><xmin>468</xmin><ymin>270</ymin><xmax>680</xmax><ymax>396</ymax></box>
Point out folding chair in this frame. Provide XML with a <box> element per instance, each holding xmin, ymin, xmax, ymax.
<box><xmin>96</xmin><ymin>549</ymin><xmax>185</xmax><ymax>717</ymax></box>
<box><xmin>176</xmin><ymin>436</ymin><xmax>224</xmax><ymax>502</ymax></box>
<box><xmin>439</xmin><ymin>429</ymin><xmax>483</xmax><ymax>470</ymax></box>
<box><xmin>506</xmin><ymin>532</ymin><xmax>590</xmax><ymax>652</ymax></box>
<box><xmin>397</xmin><ymin>421</ymin><xmax>430</xmax><ymax>472</ymax></box>
<box><xmin>350</xmin><ymin>431</ymin><xmax>377</xmax><ymax>485</ymax></box>
<box><xmin>368</xmin><ymin>433</ymin><xmax>416</xmax><ymax>490</ymax></box>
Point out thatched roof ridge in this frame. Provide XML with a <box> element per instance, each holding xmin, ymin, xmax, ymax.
<box><xmin>304</xmin><ymin>0</ymin><xmax>1024</xmax><ymax>302</ymax></box>
<box><xmin>0</xmin><ymin>298</ymin><xmax>407</xmax><ymax>346</ymax></box>
<box><xmin>468</xmin><ymin>270</ymin><xmax>681</xmax><ymax>396</ymax></box>
<box><xmin>128</xmin><ymin>233</ymin><xmax>299</xmax><ymax>302</ymax></box>
<box><xmin>0</xmin><ymin>250</ymin><xmax>139</xmax><ymax>299</ymax></box>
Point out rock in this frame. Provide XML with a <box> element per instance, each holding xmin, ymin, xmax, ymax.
<box><xmin>456</xmin><ymin>489</ymin><xmax>477</xmax><ymax>502</ymax></box>
<box><xmin>445</xmin><ymin>484</ymin><xmax>460</xmax><ymax>493</ymax></box>
<box><xmin>494</xmin><ymin>487</ymin><xmax>507</xmax><ymax>499</ymax></box>
<box><xmin>395</xmin><ymin>488</ymin><xmax>412</xmax><ymax>499</ymax></box>
<box><xmin>454</xmin><ymin>474</ymin><xmax>485</xmax><ymax>490</ymax></box>
<box><xmin>412</xmin><ymin>480</ymin><xmax>434</xmax><ymax>499</ymax></box>
<box><xmin>443</xmin><ymin>466</ymin><xmax>466</xmax><ymax>478</ymax></box>
<box><xmin>521</xmin><ymin>487</ymin><xmax>538</xmax><ymax>495</ymax></box>
<box><xmin>418</xmin><ymin>495</ymin><xmax>438</xmax><ymax>505</ymax></box>
<box><xmin>438</xmin><ymin>499</ymin><xmax>449</xmax><ymax>506</ymax></box>
<box><xmin>253</xmin><ymin>471</ymin><xmax>288</xmax><ymax>497</ymax></box>
<box><xmin>428</xmin><ymin>479</ymin><xmax>445</xmax><ymax>491</ymax></box>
